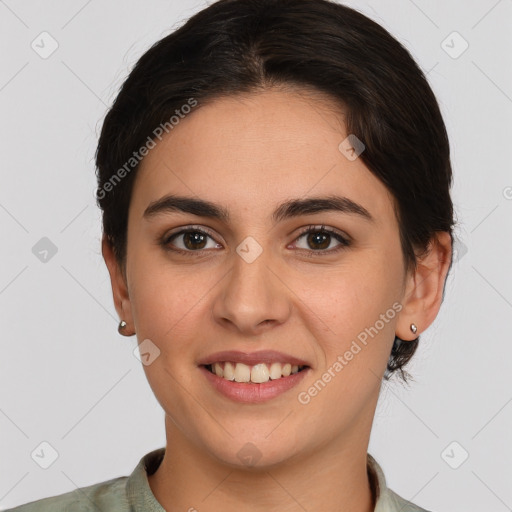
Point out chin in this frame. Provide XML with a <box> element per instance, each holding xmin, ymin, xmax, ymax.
<box><xmin>202</xmin><ymin>435</ymin><xmax>300</xmax><ymax>471</ymax></box>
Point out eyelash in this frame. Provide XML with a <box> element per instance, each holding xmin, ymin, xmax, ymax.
<box><xmin>295</xmin><ymin>225</ymin><xmax>351</xmax><ymax>255</ymax></box>
<box><xmin>160</xmin><ymin>224</ymin><xmax>351</xmax><ymax>257</ymax></box>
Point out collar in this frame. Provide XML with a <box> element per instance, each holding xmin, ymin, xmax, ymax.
<box><xmin>126</xmin><ymin>448</ymin><xmax>393</xmax><ymax>511</ymax></box>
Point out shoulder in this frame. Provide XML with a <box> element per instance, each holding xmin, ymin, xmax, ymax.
<box><xmin>4</xmin><ymin>475</ymin><xmax>130</xmax><ymax>512</ymax></box>
<box><xmin>368</xmin><ymin>453</ymin><xmax>433</xmax><ymax>512</ymax></box>
<box><xmin>379</xmin><ymin>487</ymin><xmax>434</xmax><ymax>512</ymax></box>
<box><xmin>5</xmin><ymin>447</ymin><xmax>166</xmax><ymax>512</ymax></box>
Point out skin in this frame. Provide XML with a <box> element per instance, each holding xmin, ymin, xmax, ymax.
<box><xmin>103</xmin><ymin>88</ymin><xmax>452</xmax><ymax>512</ymax></box>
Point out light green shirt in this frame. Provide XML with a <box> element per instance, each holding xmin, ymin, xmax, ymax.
<box><xmin>6</xmin><ymin>448</ymin><xmax>432</xmax><ymax>511</ymax></box>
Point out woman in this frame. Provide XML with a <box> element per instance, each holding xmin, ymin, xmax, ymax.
<box><xmin>8</xmin><ymin>0</ymin><xmax>454</xmax><ymax>510</ymax></box>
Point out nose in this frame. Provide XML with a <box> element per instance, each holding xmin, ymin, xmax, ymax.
<box><xmin>211</xmin><ymin>245</ymin><xmax>292</xmax><ymax>336</ymax></box>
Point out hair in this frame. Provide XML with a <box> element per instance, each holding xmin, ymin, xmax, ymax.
<box><xmin>95</xmin><ymin>0</ymin><xmax>456</xmax><ymax>382</ymax></box>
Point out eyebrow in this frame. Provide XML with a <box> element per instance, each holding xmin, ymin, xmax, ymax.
<box><xmin>143</xmin><ymin>194</ymin><xmax>374</xmax><ymax>224</ymax></box>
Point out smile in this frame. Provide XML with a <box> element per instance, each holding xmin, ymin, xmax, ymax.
<box><xmin>204</xmin><ymin>361</ymin><xmax>308</xmax><ymax>384</ymax></box>
<box><xmin>200</xmin><ymin>364</ymin><xmax>310</xmax><ymax>404</ymax></box>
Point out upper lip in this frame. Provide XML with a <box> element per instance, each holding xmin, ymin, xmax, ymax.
<box><xmin>198</xmin><ymin>350</ymin><xmax>311</xmax><ymax>367</ymax></box>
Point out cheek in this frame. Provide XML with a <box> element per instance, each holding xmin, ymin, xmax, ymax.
<box><xmin>132</xmin><ymin>268</ymin><xmax>203</xmax><ymax>413</ymax></box>
<box><xmin>128</xmin><ymin>253</ymin><xmax>214</xmax><ymax>355</ymax></box>
<box><xmin>294</xmin><ymin>260</ymin><xmax>397</xmax><ymax>354</ymax></box>
<box><xmin>295</xmin><ymin>270</ymin><xmax>397</xmax><ymax>428</ymax></box>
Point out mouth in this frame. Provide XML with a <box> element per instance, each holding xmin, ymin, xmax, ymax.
<box><xmin>202</xmin><ymin>361</ymin><xmax>309</xmax><ymax>384</ymax></box>
<box><xmin>197</xmin><ymin>350</ymin><xmax>312</xmax><ymax>402</ymax></box>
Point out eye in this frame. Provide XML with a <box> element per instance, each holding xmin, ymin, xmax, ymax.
<box><xmin>292</xmin><ymin>225</ymin><xmax>351</xmax><ymax>255</ymax></box>
<box><xmin>159</xmin><ymin>224</ymin><xmax>351</xmax><ymax>257</ymax></box>
<box><xmin>160</xmin><ymin>226</ymin><xmax>222</xmax><ymax>254</ymax></box>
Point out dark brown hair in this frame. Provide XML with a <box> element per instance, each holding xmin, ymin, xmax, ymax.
<box><xmin>95</xmin><ymin>0</ymin><xmax>456</xmax><ymax>382</ymax></box>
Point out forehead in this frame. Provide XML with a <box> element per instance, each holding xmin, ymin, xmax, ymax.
<box><xmin>130</xmin><ymin>89</ymin><xmax>397</xmax><ymax>228</ymax></box>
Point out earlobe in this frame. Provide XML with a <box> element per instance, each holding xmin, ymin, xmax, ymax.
<box><xmin>396</xmin><ymin>231</ymin><xmax>452</xmax><ymax>341</ymax></box>
<box><xmin>101</xmin><ymin>235</ymin><xmax>135</xmax><ymax>336</ymax></box>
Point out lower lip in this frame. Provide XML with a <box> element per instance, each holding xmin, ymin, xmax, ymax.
<box><xmin>199</xmin><ymin>365</ymin><xmax>310</xmax><ymax>403</ymax></box>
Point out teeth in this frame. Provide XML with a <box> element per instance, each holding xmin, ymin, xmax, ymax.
<box><xmin>208</xmin><ymin>361</ymin><xmax>305</xmax><ymax>383</ymax></box>
<box><xmin>213</xmin><ymin>362</ymin><xmax>224</xmax><ymax>378</ymax></box>
<box><xmin>269</xmin><ymin>362</ymin><xmax>282</xmax><ymax>380</ymax></box>
<box><xmin>223</xmin><ymin>362</ymin><xmax>235</xmax><ymax>381</ymax></box>
<box><xmin>251</xmin><ymin>363</ymin><xmax>269</xmax><ymax>383</ymax></box>
<box><xmin>234</xmin><ymin>362</ymin><xmax>251</xmax><ymax>382</ymax></box>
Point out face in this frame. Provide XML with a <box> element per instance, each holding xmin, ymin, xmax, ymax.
<box><xmin>107</xmin><ymin>88</ymin><xmax>416</xmax><ymax>468</ymax></box>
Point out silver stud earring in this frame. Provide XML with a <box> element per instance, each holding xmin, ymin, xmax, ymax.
<box><xmin>410</xmin><ymin>323</ymin><xmax>417</xmax><ymax>334</ymax></box>
<box><xmin>118</xmin><ymin>320</ymin><xmax>127</xmax><ymax>333</ymax></box>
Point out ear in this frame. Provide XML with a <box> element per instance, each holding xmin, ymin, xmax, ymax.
<box><xmin>102</xmin><ymin>234</ymin><xmax>135</xmax><ymax>336</ymax></box>
<box><xmin>396</xmin><ymin>231</ymin><xmax>452</xmax><ymax>340</ymax></box>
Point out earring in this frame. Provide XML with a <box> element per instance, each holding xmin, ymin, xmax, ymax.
<box><xmin>410</xmin><ymin>323</ymin><xmax>418</xmax><ymax>334</ymax></box>
<box><xmin>118</xmin><ymin>320</ymin><xmax>127</xmax><ymax>334</ymax></box>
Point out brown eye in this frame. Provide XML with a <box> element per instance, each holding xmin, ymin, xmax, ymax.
<box><xmin>162</xmin><ymin>227</ymin><xmax>221</xmax><ymax>254</ymax></box>
<box><xmin>181</xmin><ymin>231</ymin><xmax>208</xmax><ymax>250</ymax></box>
<box><xmin>293</xmin><ymin>225</ymin><xmax>351</xmax><ymax>255</ymax></box>
<box><xmin>305</xmin><ymin>231</ymin><xmax>331</xmax><ymax>250</ymax></box>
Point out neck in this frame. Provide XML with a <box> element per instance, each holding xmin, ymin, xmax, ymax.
<box><xmin>148</xmin><ymin>419</ymin><xmax>376</xmax><ymax>512</ymax></box>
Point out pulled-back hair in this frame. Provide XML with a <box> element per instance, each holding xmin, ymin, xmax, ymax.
<box><xmin>95</xmin><ymin>0</ymin><xmax>456</xmax><ymax>381</ymax></box>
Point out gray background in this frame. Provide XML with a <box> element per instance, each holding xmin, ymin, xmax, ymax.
<box><xmin>1</xmin><ymin>0</ymin><xmax>511</xmax><ymax>510</ymax></box>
